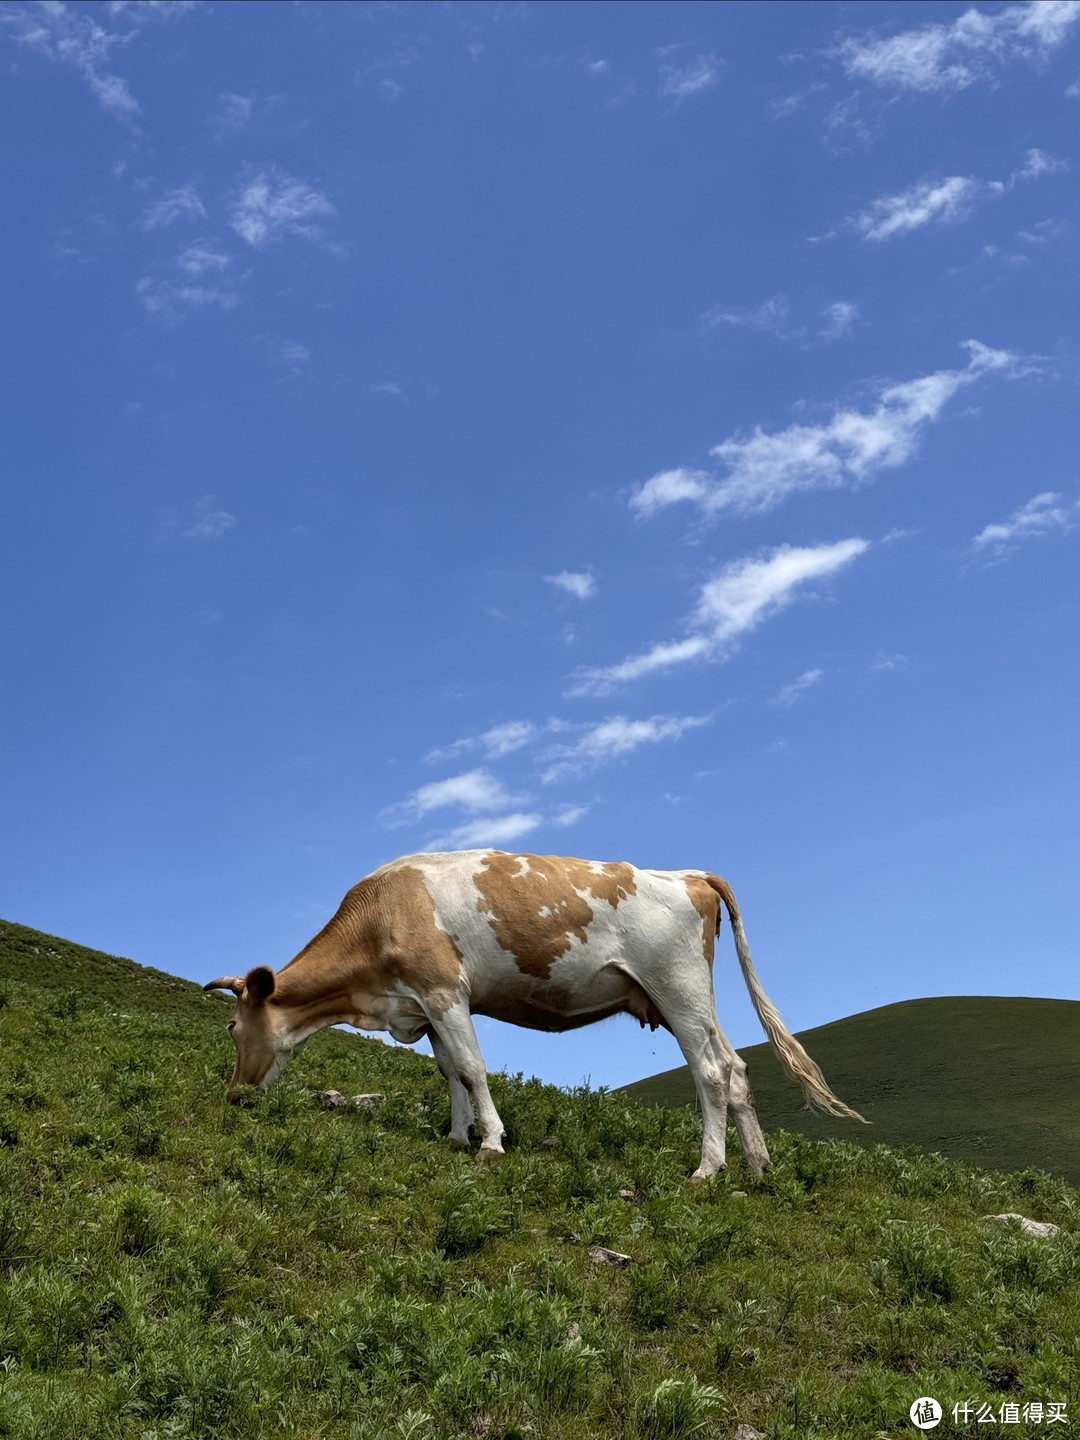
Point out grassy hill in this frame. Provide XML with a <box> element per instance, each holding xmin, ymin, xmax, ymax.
<box><xmin>2</xmin><ymin>919</ymin><xmax>1079</xmax><ymax>1440</ymax></box>
<box><xmin>621</xmin><ymin>997</ymin><xmax>1080</xmax><ymax>1187</ymax></box>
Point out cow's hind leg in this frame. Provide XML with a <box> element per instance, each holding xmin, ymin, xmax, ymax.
<box><xmin>711</xmin><ymin>1027</ymin><xmax>770</xmax><ymax>1178</ymax></box>
<box><xmin>425</xmin><ymin>1001</ymin><xmax>506</xmax><ymax>1158</ymax></box>
<box><xmin>629</xmin><ymin>968</ymin><xmax>732</xmax><ymax>1182</ymax></box>
<box><xmin>429</xmin><ymin>1029</ymin><xmax>475</xmax><ymax>1148</ymax></box>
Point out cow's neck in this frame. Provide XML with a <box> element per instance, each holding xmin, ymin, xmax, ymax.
<box><xmin>273</xmin><ymin>924</ymin><xmax>378</xmax><ymax>1037</ymax></box>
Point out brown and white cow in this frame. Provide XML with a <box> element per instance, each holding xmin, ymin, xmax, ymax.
<box><xmin>204</xmin><ymin>850</ymin><xmax>864</xmax><ymax>1179</ymax></box>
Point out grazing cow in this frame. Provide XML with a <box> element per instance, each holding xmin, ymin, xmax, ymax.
<box><xmin>205</xmin><ymin>851</ymin><xmax>864</xmax><ymax>1179</ymax></box>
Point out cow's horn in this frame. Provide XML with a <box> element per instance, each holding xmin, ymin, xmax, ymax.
<box><xmin>203</xmin><ymin>976</ymin><xmax>245</xmax><ymax>996</ymax></box>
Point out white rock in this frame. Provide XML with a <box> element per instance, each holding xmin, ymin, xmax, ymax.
<box><xmin>312</xmin><ymin>1089</ymin><xmax>346</xmax><ymax>1109</ymax></box>
<box><xmin>982</xmin><ymin>1212</ymin><xmax>1060</xmax><ymax>1239</ymax></box>
<box><xmin>351</xmin><ymin>1093</ymin><xmax>384</xmax><ymax>1108</ymax></box>
<box><xmin>588</xmin><ymin>1245</ymin><xmax>632</xmax><ymax>1267</ymax></box>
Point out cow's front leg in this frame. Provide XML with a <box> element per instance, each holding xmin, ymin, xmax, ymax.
<box><xmin>430</xmin><ymin>1029</ymin><xmax>475</xmax><ymax>1148</ymax></box>
<box><xmin>426</xmin><ymin>1002</ymin><xmax>505</xmax><ymax>1158</ymax></box>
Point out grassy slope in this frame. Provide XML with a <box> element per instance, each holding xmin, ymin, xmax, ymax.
<box><xmin>621</xmin><ymin>997</ymin><xmax>1080</xmax><ymax>1187</ymax></box>
<box><xmin>2</xmin><ymin>919</ymin><xmax>1079</xmax><ymax>1440</ymax></box>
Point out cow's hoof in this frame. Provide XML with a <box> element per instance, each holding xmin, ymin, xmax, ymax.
<box><xmin>689</xmin><ymin>1165</ymin><xmax>726</xmax><ymax>1184</ymax></box>
<box><xmin>448</xmin><ymin>1135</ymin><xmax>471</xmax><ymax>1150</ymax></box>
<box><xmin>477</xmin><ymin>1144</ymin><xmax>505</xmax><ymax>1162</ymax></box>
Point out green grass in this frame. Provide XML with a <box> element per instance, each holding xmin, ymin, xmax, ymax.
<box><xmin>621</xmin><ymin>997</ymin><xmax>1080</xmax><ymax>1186</ymax></box>
<box><xmin>2</xmin><ymin>919</ymin><xmax>1079</xmax><ymax>1439</ymax></box>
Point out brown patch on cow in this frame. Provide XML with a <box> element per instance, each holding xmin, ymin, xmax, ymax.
<box><xmin>368</xmin><ymin>865</ymin><xmax>466</xmax><ymax>1016</ymax></box>
<box><xmin>475</xmin><ymin>853</ymin><xmax>637</xmax><ymax>980</ymax></box>
<box><xmin>276</xmin><ymin>865</ymin><xmax>465</xmax><ymax>1019</ymax></box>
<box><xmin>683</xmin><ymin>875</ymin><xmax>721</xmax><ymax>966</ymax></box>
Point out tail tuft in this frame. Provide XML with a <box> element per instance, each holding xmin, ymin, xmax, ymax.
<box><xmin>705</xmin><ymin>875</ymin><xmax>868</xmax><ymax>1125</ymax></box>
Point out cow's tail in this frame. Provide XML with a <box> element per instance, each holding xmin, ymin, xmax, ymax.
<box><xmin>706</xmin><ymin>875</ymin><xmax>867</xmax><ymax>1124</ymax></box>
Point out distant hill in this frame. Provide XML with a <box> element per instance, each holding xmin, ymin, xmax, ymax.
<box><xmin>622</xmin><ymin>995</ymin><xmax>1080</xmax><ymax>1185</ymax></box>
<box><xmin>3</xmin><ymin>919</ymin><xmax>1079</xmax><ymax>1439</ymax></box>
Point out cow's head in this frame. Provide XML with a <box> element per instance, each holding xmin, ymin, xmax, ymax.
<box><xmin>203</xmin><ymin>967</ymin><xmax>296</xmax><ymax>1101</ymax></box>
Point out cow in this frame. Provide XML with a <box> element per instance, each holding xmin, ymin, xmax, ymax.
<box><xmin>204</xmin><ymin>850</ymin><xmax>864</xmax><ymax>1179</ymax></box>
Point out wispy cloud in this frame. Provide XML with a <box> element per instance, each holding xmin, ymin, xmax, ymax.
<box><xmin>971</xmin><ymin>491</ymin><xmax>1080</xmax><ymax>561</ymax></box>
<box><xmin>382</xmin><ymin>768</ymin><xmax>521</xmax><ymax>827</ymax></box>
<box><xmin>852</xmin><ymin>175</ymin><xmax>979</xmax><ymax>241</ymax></box>
<box><xmin>848</xmin><ymin>154</ymin><xmax>1065</xmax><ymax>242</ymax></box>
<box><xmin>541</xmin><ymin>714</ymin><xmax>710</xmax><ymax>782</ymax></box>
<box><xmin>6</xmin><ymin>1</ymin><xmax>138</xmax><ymax>117</ymax></box>
<box><xmin>228</xmin><ymin>168</ymin><xmax>335</xmax><ymax>248</ymax></box>
<box><xmin>171</xmin><ymin>495</ymin><xmax>237</xmax><ymax>541</ymax></box>
<box><xmin>263</xmin><ymin>338</ymin><xmax>312</xmax><ymax>379</ymax></box>
<box><xmin>629</xmin><ymin>341</ymin><xmax>1024</xmax><ymax>519</ymax></box>
<box><xmin>174</xmin><ymin>240</ymin><xmax>231</xmax><ymax>278</ymax></box>
<box><xmin>546</xmin><ymin>570</ymin><xmax>597</xmax><ymax>600</ymax></box>
<box><xmin>136</xmin><ymin>276</ymin><xmax>238</xmax><ymax>322</ymax></box>
<box><xmin>703</xmin><ymin>294</ymin><xmax>790</xmax><ymax>335</ymax></box>
<box><xmin>837</xmin><ymin>1</ymin><xmax>1080</xmax><ymax>94</ymax></box>
<box><xmin>210</xmin><ymin>91</ymin><xmax>255</xmax><ymax>136</ymax></box>
<box><xmin>772</xmin><ymin>668</ymin><xmax>824</xmax><ymax>705</ymax></box>
<box><xmin>572</xmin><ymin>541</ymin><xmax>868</xmax><ymax>693</ymax></box>
<box><xmin>658</xmin><ymin>44</ymin><xmax>723</xmax><ymax>105</ymax></box>
<box><xmin>630</xmin><ymin>467</ymin><xmax>711</xmax><ymax>519</ymax></box>
<box><xmin>703</xmin><ymin>295</ymin><xmax>859</xmax><ymax>344</ymax></box>
<box><xmin>5</xmin><ymin>0</ymin><xmax>196</xmax><ymax>119</ymax></box>
<box><xmin>425</xmin><ymin>721</ymin><xmax>537</xmax><ymax>765</ymax></box>
<box><xmin>428</xmin><ymin>812</ymin><xmax>543</xmax><ymax>849</ymax></box>
<box><xmin>142</xmin><ymin>186</ymin><xmax>206</xmax><ymax>231</ymax></box>
<box><xmin>818</xmin><ymin>300</ymin><xmax>859</xmax><ymax>341</ymax></box>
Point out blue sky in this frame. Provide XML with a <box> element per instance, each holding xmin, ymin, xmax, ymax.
<box><xmin>3</xmin><ymin>0</ymin><xmax>1078</xmax><ymax>1089</ymax></box>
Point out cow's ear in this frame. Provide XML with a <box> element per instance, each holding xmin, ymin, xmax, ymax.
<box><xmin>244</xmin><ymin>966</ymin><xmax>276</xmax><ymax>1003</ymax></box>
<box><xmin>204</xmin><ymin>976</ymin><xmax>244</xmax><ymax>996</ymax></box>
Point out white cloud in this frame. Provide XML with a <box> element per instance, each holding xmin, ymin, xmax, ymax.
<box><xmin>658</xmin><ymin>46</ymin><xmax>723</xmax><ymax>104</ymax></box>
<box><xmin>573</xmin><ymin>540</ymin><xmax>868</xmax><ymax>693</ymax></box>
<box><xmin>228</xmin><ymin>168</ymin><xmax>335</xmax><ymax>248</ymax></box>
<box><xmin>481</xmin><ymin>721</ymin><xmax>536</xmax><ymax>758</ymax></box>
<box><xmin>553</xmin><ymin>802</ymin><xmax>591</xmax><ymax>826</ymax></box>
<box><xmin>7</xmin><ymin>0</ymin><xmax>196</xmax><ymax>118</ymax></box>
<box><xmin>772</xmin><ymin>668</ymin><xmax>824</xmax><ymax>705</ymax></box>
<box><xmin>837</xmin><ymin>1</ymin><xmax>1080</xmax><ymax>94</ymax></box>
<box><xmin>136</xmin><ymin>276</ymin><xmax>238</xmax><ymax>321</ymax></box>
<box><xmin>849</xmin><ymin>153</ymin><xmax>1063</xmax><ymax>242</ymax></box>
<box><xmin>542</xmin><ymin>714</ymin><xmax>710</xmax><ymax>782</ymax></box>
<box><xmin>425</xmin><ymin>720</ymin><xmax>537</xmax><ymax>766</ymax></box>
<box><xmin>703</xmin><ymin>295</ymin><xmax>790</xmax><ymax>334</ymax></box>
<box><xmin>142</xmin><ymin>186</ymin><xmax>206</xmax><ymax>231</ymax></box>
<box><xmin>703</xmin><ymin>296</ymin><xmax>858</xmax><ymax>346</ymax></box>
<box><xmin>382</xmin><ymin>768</ymin><xmax>522</xmax><ymax>828</ymax></box>
<box><xmin>818</xmin><ymin>301</ymin><xmax>859</xmax><ymax>340</ymax></box>
<box><xmin>7</xmin><ymin>1</ymin><xmax>140</xmax><ymax>117</ymax></box>
<box><xmin>630</xmin><ymin>467</ymin><xmax>711</xmax><ymax>519</ymax></box>
<box><xmin>428</xmin><ymin>812</ymin><xmax>543</xmax><ymax>850</ymax></box>
<box><xmin>852</xmin><ymin>175</ymin><xmax>979</xmax><ymax>241</ymax></box>
<box><xmin>971</xmin><ymin>491</ymin><xmax>1080</xmax><ymax>560</ymax></box>
<box><xmin>179</xmin><ymin>496</ymin><xmax>236</xmax><ymax>541</ymax></box>
<box><xmin>377</xmin><ymin>78</ymin><xmax>402</xmax><ymax>101</ymax></box>
<box><xmin>264</xmin><ymin>338</ymin><xmax>312</xmax><ymax>378</ymax></box>
<box><xmin>211</xmin><ymin>92</ymin><xmax>255</xmax><ymax>136</ymax></box>
<box><xmin>175</xmin><ymin>240</ymin><xmax>231</xmax><ymax>277</ymax></box>
<box><xmin>546</xmin><ymin>570</ymin><xmax>597</xmax><ymax>600</ymax></box>
<box><xmin>1011</xmin><ymin>147</ymin><xmax>1067</xmax><ymax>182</ymax></box>
<box><xmin>631</xmin><ymin>341</ymin><xmax>1022</xmax><ymax>519</ymax></box>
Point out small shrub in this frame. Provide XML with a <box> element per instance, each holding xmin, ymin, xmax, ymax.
<box><xmin>633</xmin><ymin>1375</ymin><xmax>725</xmax><ymax>1440</ymax></box>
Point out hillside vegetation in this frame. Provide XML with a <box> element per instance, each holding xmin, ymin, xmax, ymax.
<box><xmin>1</xmin><ymin>919</ymin><xmax>1078</xmax><ymax>1440</ymax></box>
<box><xmin>622</xmin><ymin>997</ymin><xmax>1080</xmax><ymax>1187</ymax></box>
